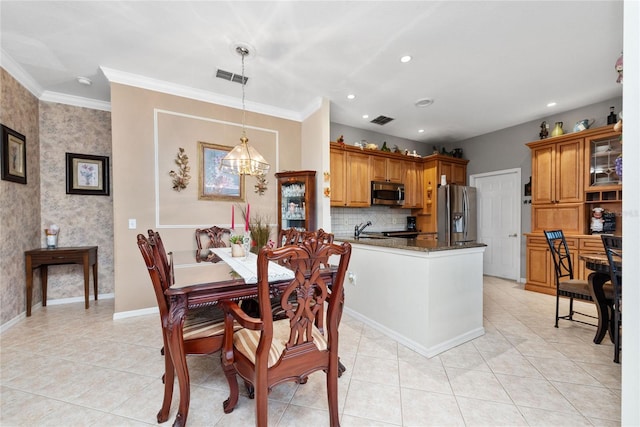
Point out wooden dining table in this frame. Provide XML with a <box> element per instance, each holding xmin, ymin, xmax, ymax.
<box><xmin>580</xmin><ymin>252</ymin><xmax>622</xmax><ymax>344</ymax></box>
<box><xmin>163</xmin><ymin>250</ymin><xmax>338</xmax><ymax>427</ymax></box>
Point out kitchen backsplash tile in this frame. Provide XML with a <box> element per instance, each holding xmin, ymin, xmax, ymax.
<box><xmin>331</xmin><ymin>206</ymin><xmax>413</xmax><ymax>235</ymax></box>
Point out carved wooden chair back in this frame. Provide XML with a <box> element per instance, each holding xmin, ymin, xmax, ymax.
<box><xmin>602</xmin><ymin>234</ymin><xmax>622</xmax><ymax>363</ymax></box>
<box><xmin>148</xmin><ymin>229</ymin><xmax>174</xmax><ymax>285</ymax></box>
<box><xmin>137</xmin><ymin>232</ymin><xmax>226</xmax><ymax>424</ymax></box>
<box><xmin>221</xmin><ymin>238</ymin><xmax>352</xmax><ymax>427</ymax></box>
<box><xmin>195</xmin><ymin>226</ymin><xmax>231</xmax><ymax>251</ymax></box>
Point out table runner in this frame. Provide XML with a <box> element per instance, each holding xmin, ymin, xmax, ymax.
<box><xmin>210</xmin><ymin>248</ymin><xmax>295</xmax><ymax>284</ymax></box>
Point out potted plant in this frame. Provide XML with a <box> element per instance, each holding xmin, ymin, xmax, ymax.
<box><xmin>229</xmin><ymin>235</ymin><xmax>245</xmax><ymax>257</ymax></box>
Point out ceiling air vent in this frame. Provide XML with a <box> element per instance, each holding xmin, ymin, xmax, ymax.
<box><xmin>216</xmin><ymin>68</ymin><xmax>248</xmax><ymax>85</ymax></box>
<box><xmin>370</xmin><ymin>115</ymin><xmax>394</xmax><ymax>125</ymax></box>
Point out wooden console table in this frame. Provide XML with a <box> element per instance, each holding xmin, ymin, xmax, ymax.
<box><xmin>25</xmin><ymin>246</ymin><xmax>98</xmax><ymax>316</ymax></box>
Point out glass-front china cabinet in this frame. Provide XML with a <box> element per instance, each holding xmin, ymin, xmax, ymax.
<box><xmin>275</xmin><ymin>170</ymin><xmax>316</xmax><ymax>233</ymax></box>
<box><xmin>589</xmin><ymin>134</ymin><xmax>622</xmax><ymax>187</ymax></box>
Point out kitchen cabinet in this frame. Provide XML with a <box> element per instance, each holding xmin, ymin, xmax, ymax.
<box><xmin>524</xmin><ymin>125</ymin><xmax>623</xmax><ymax>295</ymax></box>
<box><xmin>275</xmin><ymin>170</ymin><xmax>316</xmax><ymax>233</ymax></box>
<box><xmin>529</xmin><ymin>137</ymin><xmax>583</xmax><ymax>204</ymax></box>
<box><xmin>330</xmin><ymin>145</ymin><xmax>370</xmax><ymax>207</ymax></box>
<box><xmin>525</xmin><ymin>234</ymin><xmax>604</xmax><ymax>295</ymax></box>
<box><xmin>403</xmin><ymin>160</ymin><xmax>423</xmax><ymax>209</ymax></box>
<box><xmin>415</xmin><ymin>155</ymin><xmax>468</xmax><ymax>233</ymax></box>
<box><xmin>371</xmin><ymin>157</ymin><xmax>403</xmax><ymax>183</ymax></box>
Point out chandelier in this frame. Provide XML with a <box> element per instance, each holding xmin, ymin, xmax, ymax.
<box><xmin>220</xmin><ymin>46</ymin><xmax>270</xmax><ymax>176</ymax></box>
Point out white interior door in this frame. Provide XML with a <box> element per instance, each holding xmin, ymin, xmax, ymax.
<box><xmin>470</xmin><ymin>169</ymin><xmax>521</xmax><ymax>280</ymax></box>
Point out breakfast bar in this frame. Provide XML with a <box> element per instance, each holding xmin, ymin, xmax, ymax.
<box><xmin>336</xmin><ymin>236</ymin><xmax>486</xmax><ymax>357</ymax></box>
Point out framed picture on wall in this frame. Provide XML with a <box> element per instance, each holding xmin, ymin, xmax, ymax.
<box><xmin>66</xmin><ymin>152</ymin><xmax>110</xmax><ymax>195</ymax></box>
<box><xmin>198</xmin><ymin>141</ymin><xmax>244</xmax><ymax>201</ymax></box>
<box><xmin>1</xmin><ymin>124</ymin><xmax>27</xmax><ymax>184</ymax></box>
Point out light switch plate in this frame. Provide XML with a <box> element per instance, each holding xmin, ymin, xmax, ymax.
<box><xmin>128</xmin><ymin>219</ymin><xmax>137</xmax><ymax>229</ymax></box>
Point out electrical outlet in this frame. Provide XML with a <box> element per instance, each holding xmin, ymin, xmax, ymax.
<box><xmin>344</xmin><ymin>217</ymin><xmax>349</xmax><ymax>225</ymax></box>
<box><xmin>128</xmin><ymin>218</ymin><xmax>137</xmax><ymax>229</ymax></box>
<box><xmin>392</xmin><ymin>217</ymin><xmax>397</xmax><ymax>224</ymax></box>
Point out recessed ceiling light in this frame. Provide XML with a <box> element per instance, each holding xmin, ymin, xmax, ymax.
<box><xmin>400</xmin><ymin>55</ymin><xmax>412</xmax><ymax>63</ymax></box>
<box><xmin>547</xmin><ymin>102</ymin><xmax>557</xmax><ymax>107</ymax></box>
<box><xmin>76</xmin><ymin>76</ymin><xmax>92</xmax><ymax>86</ymax></box>
<box><xmin>415</xmin><ymin>98</ymin><xmax>434</xmax><ymax>108</ymax></box>
<box><xmin>418</xmin><ymin>129</ymin><xmax>425</xmax><ymax>133</ymax></box>
<box><xmin>347</xmin><ymin>94</ymin><xmax>356</xmax><ymax>100</ymax></box>
<box><xmin>362</xmin><ymin>114</ymin><xmax>369</xmax><ymax>119</ymax></box>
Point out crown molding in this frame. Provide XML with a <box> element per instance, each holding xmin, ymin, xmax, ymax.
<box><xmin>101</xmin><ymin>66</ymin><xmax>303</xmax><ymax>122</ymax></box>
<box><xmin>299</xmin><ymin>96</ymin><xmax>324</xmax><ymax>121</ymax></box>
<box><xmin>40</xmin><ymin>91</ymin><xmax>112</xmax><ymax>112</ymax></box>
<box><xmin>0</xmin><ymin>49</ymin><xmax>43</xmax><ymax>98</ymax></box>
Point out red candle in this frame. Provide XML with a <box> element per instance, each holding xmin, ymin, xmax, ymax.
<box><xmin>245</xmin><ymin>203</ymin><xmax>250</xmax><ymax>232</ymax></box>
<box><xmin>231</xmin><ymin>205</ymin><xmax>234</xmax><ymax>230</ymax></box>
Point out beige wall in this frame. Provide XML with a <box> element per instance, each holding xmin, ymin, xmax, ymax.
<box><xmin>110</xmin><ymin>83</ymin><xmax>304</xmax><ymax>314</ymax></box>
<box><xmin>0</xmin><ymin>69</ymin><xmax>40</xmax><ymax>324</ymax></box>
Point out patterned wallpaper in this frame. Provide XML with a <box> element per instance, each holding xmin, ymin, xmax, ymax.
<box><xmin>0</xmin><ymin>68</ymin><xmax>41</xmax><ymax>325</ymax></box>
<box><xmin>0</xmin><ymin>69</ymin><xmax>113</xmax><ymax>326</ymax></box>
<box><xmin>39</xmin><ymin>102</ymin><xmax>113</xmax><ymax>300</ymax></box>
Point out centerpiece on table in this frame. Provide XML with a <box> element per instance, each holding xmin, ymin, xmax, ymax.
<box><xmin>238</xmin><ymin>204</ymin><xmax>273</xmax><ymax>254</ymax></box>
<box><xmin>229</xmin><ymin>234</ymin><xmax>245</xmax><ymax>257</ymax></box>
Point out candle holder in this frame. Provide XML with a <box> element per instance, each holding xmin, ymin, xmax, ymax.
<box><xmin>45</xmin><ymin>227</ymin><xmax>60</xmax><ymax>248</ymax></box>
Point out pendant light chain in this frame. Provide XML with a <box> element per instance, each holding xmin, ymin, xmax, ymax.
<box><xmin>240</xmin><ymin>46</ymin><xmax>247</xmax><ymax>138</ymax></box>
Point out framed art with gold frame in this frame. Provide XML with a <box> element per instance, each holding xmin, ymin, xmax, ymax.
<box><xmin>198</xmin><ymin>141</ymin><xmax>244</xmax><ymax>201</ymax></box>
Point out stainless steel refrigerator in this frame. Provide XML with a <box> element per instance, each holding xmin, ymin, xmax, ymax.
<box><xmin>437</xmin><ymin>184</ymin><xmax>477</xmax><ymax>245</ymax></box>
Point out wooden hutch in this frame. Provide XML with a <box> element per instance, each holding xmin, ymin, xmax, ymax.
<box><xmin>525</xmin><ymin>125</ymin><xmax>622</xmax><ymax>295</ymax></box>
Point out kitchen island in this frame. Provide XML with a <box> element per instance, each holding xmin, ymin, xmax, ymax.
<box><xmin>336</xmin><ymin>236</ymin><xmax>486</xmax><ymax>358</ymax></box>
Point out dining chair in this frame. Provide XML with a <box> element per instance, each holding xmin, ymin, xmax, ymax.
<box><xmin>544</xmin><ymin>230</ymin><xmax>613</xmax><ymax>327</ymax></box>
<box><xmin>220</xmin><ymin>238</ymin><xmax>352</xmax><ymax>427</ymax></box>
<box><xmin>601</xmin><ymin>234</ymin><xmax>622</xmax><ymax>363</ymax></box>
<box><xmin>196</xmin><ymin>226</ymin><xmax>231</xmax><ymax>263</ymax></box>
<box><xmin>148</xmin><ymin>229</ymin><xmax>174</xmax><ymax>285</ymax></box>
<box><xmin>137</xmin><ymin>232</ymin><xmax>229</xmax><ymax>425</ymax></box>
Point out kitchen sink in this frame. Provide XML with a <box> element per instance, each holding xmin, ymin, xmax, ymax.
<box><xmin>356</xmin><ymin>235</ymin><xmax>388</xmax><ymax>240</ymax></box>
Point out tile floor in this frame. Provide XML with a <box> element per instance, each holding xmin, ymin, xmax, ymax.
<box><xmin>0</xmin><ymin>276</ymin><xmax>621</xmax><ymax>426</ymax></box>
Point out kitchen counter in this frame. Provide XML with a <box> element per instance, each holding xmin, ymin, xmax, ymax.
<box><xmin>336</xmin><ymin>235</ymin><xmax>486</xmax><ymax>252</ymax></box>
<box><xmin>336</xmin><ymin>235</ymin><xmax>486</xmax><ymax>358</ymax></box>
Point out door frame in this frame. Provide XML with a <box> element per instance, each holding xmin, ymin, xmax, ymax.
<box><xmin>470</xmin><ymin>168</ymin><xmax>522</xmax><ymax>281</ymax></box>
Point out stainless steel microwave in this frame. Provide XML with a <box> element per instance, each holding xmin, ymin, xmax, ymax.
<box><xmin>371</xmin><ymin>181</ymin><xmax>405</xmax><ymax>206</ymax></box>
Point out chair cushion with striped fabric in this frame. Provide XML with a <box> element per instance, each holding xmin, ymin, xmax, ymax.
<box><xmin>559</xmin><ymin>279</ymin><xmax>614</xmax><ymax>300</ymax></box>
<box><xmin>183</xmin><ymin>306</ymin><xmax>240</xmax><ymax>340</ymax></box>
<box><xmin>233</xmin><ymin>319</ymin><xmax>328</xmax><ymax>368</ymax></box>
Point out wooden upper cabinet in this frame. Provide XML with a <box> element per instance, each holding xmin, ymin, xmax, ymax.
<box><xmin>529</xmin><ymin>137</ymin><xmax>583</xmax><ymax>204</ymax></box>
<box><xmin>371</xmin><ymin>157</ymin><xmax>403</xmax><ymax>183</ymax></box>
<box><xmin>330</xmin><ymin>145</ymin><xmax>370</xmax><ymax>207</ymax></box>
<box><xmin>329</xmin><ymin>148</ymin><xmax>346</xmax><ymax>206</ymax></box>
<box><xmin>403</xmin><ymin>161</ymin><xmax>423</xmax><ymax>209</ymax></box>
<box><xmin>439</xmin><ymin>160</ymin><xmax>467</xmax><ymax>185</ymax></box>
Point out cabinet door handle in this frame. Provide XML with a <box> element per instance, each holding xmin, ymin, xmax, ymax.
<box><xmin>509</xmin><ymin>233</ymin><xmax>518</xmax><ymax>237</ymax></box>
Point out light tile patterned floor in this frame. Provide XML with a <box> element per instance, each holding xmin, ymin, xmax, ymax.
<box><xmin>0</xmin><ymin>276</ymin><xmax>621</xmax><ymax>426</ymax></box>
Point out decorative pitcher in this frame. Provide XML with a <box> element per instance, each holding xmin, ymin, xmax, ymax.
<box><xmin>551</xmin><ymin>122</ymin><xmax>564</xmax><ymax>137</ymax></box>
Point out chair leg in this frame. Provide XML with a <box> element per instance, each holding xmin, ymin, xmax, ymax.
<box><xmin>613</xmin><ymin>301</ymin><xmax>621</xmax><ymax>363</ymax></box>
<box><xmin>555</xmin><ymin>293</ymin><xmax>560</xmax><ymax>328</ymax></box>
<box><xmin>222</xmin><ymin>362</ymin><xmax>240</xmax><ymax>414</ymax></box>
<box><xmin>255</xmin><ymin>382</ymin><xmax>268</xmax><ymax>427</ymax></box>
<box><xmin>157</xmin><ymin>340</ymin><xmax>174</xmax><ymax>423</ymax></box>
<box><xmin>327</xmin><ymin>362</ymin><xmax>340</xmax><ymax>427</ymax></box>
<box><xmin>568</xmin><ymin>297</ymin><xmax>574</xmax><ymax>320</ymax></box>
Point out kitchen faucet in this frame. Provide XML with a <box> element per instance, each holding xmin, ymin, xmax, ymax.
<box><xmin>354</xmin><ymin>221</ymin><xmax>372</xmax><ymax>238</ymax></box>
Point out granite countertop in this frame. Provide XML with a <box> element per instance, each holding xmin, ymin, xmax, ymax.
<box><xmin>335</xmin><ymin>235</ymin><xmax>486</xmax><ymax>253</ymax></box>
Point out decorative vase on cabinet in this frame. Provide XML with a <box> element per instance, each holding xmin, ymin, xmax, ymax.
<box><xmin>275</xmin><ymin>171</ymin><xmax>317</xmax><ymax>235</ymax></box>
<box><xmin>551</xmin><ymin>122</ymin><xmax>564</xmax><ymax>137</ymax></box>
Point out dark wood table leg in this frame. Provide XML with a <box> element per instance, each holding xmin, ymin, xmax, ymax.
<box><xmin>93</xmin><ymin>258</ymin><xmax>98</xmax><ymax>301</ymax></box>
<box><xmin>588</xmin><ymin>271</ymin><xmax>611</xmax><ymax>344</ymax></box>
<box><xmin>83</xmin><ymin>253</ymin><xmax>90</xmax><ymax>309</ymax></box>
<box><xmin>25</xmin><ymin>256</ymin><xmax>33</xmax><ymax>316</ymax></box>
<box><xmin>166</xmin><ymin>294</ymin><xmax>189</xmax><ymax>427</ymax></box>
<box><xmin>41</xmin><ymin>266</ymin><xmax>48</xmax><ymax>307</ymax></box>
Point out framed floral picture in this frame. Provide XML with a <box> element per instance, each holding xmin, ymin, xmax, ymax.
<box><xmin>1</xmin><ymin>124</ymin><xmax>27</xmax><ymax>184</ymax></box>
<box><xmin>65</xmin><ymin>152</ymin><xmax>110</xmax><ymax>195</ymax></box>
<box><xmin>198</xmin><ymin>141</ymin><xmax>244</xmax><ymax>201</ymax></box>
